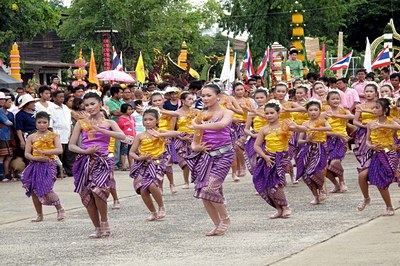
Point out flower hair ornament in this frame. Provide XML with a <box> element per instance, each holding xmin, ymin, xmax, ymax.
<box><xmin>383</xmin><ymin>96</ymin><xmax>396</xmax><ymax>108</ymax></box>
<box><xmin>266</xmin><ymin>99</ymin><xmax>282</xmax><ymax>109</ymax></box>
<box><xmin>306</xmin><ymin>98</ymin><xmax>322</xmax><ymax>107</ymax></box>
<box><xmin>84</xmin><ymin>89</ymin><xmax>102</xmax><ymax>97</ymax></box>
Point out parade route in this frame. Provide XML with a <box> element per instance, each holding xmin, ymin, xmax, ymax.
<box><xmin>1</xmin><ymin>153</ymin><xmax>399</xmax><ymax>265</ymax></box>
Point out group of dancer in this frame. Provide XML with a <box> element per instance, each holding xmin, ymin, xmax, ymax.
<box><xmin>21</xmin><ymin>80</ymin><xmax>400</xmax><ymax>238</ymax></box>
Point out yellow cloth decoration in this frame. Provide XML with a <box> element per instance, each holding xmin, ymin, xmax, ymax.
<box><xmin>253</xmin><ymin>116</ymin><xmax>268</xmax><ymax>132</ymax></box>
<box><xmin>32</xmin><ymin>132</ymin><xmax>58</xmax><ymax>159</ymax></box>
<box><xmin>361</xmin><ymin>111</ymin><xmax>377</xmax><ymax>123</ymax></box>
<box><xmin>264</xmin><ymin>122</ymin><xmax>290</xmax><ymax>152</ymax></box>
<box><xmin>140</xmin><ymin>137</ymin><xmax>166</xmax><ymax>158</ymax></box>
<box><xmin>370</xmin><ymin>122</ymin><xmax>395</xmax><ymax>148</ymax></box>
<box><xmin>328</xmin><ymin>117</ymin><xmax>347</xmax><ymax>135</ymax></box>
<box><xmin>307</xmin><ymin>119</ymin><xmax>327</xmax><ymax>142</ymax></box>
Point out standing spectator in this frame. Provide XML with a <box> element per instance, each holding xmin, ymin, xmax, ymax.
<box><xmin>286</xmin><ymin>49</ymin><xmax>303</xmax><ymax>80</ymax></box>
<box><xmin>352</xmin><ymin>69</ymin><xmax>368</xmax><ymax>103</ymax></box>
<box><xmin>117</xmin><ymin>103</ymin><xmax>136</xmax><ymax>170</ymax></box>
<box><xmin>48</xmin><ymin>91</ymin><xmax>73</xmax><ymax>176</ymax></box>
<box><xmin>87</xmin><ymin>83</ymin><xmax>98</xmax><ymax>91</ymax></box>
<box><xmin>336</xmin><ymin>78</ymin><xmax>360</xmax><ymax>113</ymax></box>
<box><xmin>105</xmin><ymin>85</ymin><xmax>124</xmax><ymax>169</ymax></box>
<box><xmin>163</xmin><ymin>87</ymin><xmax>181</xmax><ymax>111</ymax></box>
<box><xmin>122</xmin><ymin>87</ymin><xmax>135</xmax><ymax>107</ymax></box>
<box><xmin>50</xmin><ymin>76</ymin><xmax>60</xmax><ymax>91</ymax></box>
<box><xmin>379</xmin><ymin>67</ymin><xmax>391</xmax><ymax>86</ymax></box>
<box><xmin>390</xmin><ymin>73</ymin><xmax>400</xmax><ymax>97</ymax></box>
<box><xmin>133</xmin><ymin>100</ymin><xmax>145</xmax><ymax>134</ymax></box>
<box><xmin>64</xmin><ymin>95</ymin><xmax>75</xmax><ymax>110</ymax></box>
<box><xmin>134</xmin><ymin>89</ymin><xmax>148</xmax><ymax>106</ymax></box>
<box><xmin>73</xmin><ymin>85</ymin><xmax>85</xmax><ymax>99</ymax></box>
<box><xmin>366</xmin><ymin>72</ymin><xmax>375</xmax><ymax>81</ymax></box>
<box><xmin>146</xmin><ymin>82</ymin><xmax>157</xmax><ymax>92</ymax></box>
<box><xmin>35</xmin><ymin>86</ymin><xmax>54</xmax><ymax>112</ymax></box>
<box><xmin>0</xmin><ymin>93</ymin><xmax>14</xmax><ymax>182</ymax></box>
<box><xmin>15</xmin><ymin>94</ymin><xmax>38</xmax><ymax>150</ymax></box>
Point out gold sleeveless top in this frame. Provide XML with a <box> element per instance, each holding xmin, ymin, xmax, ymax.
<box><xmin>328</xmin><ymin>108</ymin><xmax>347</xmax><ymax>135</ymax></box>
<box><xmin>158</xmin><ymin>114</ymin><xmax>173</xmax><ymax>131</ymax></box>
<box><xmin>140</xmin><ymin>136</ymin><xmax>166</xmax><ymax>158</ymax></box>
<box><xmin>32</xmin><ymin>132</ymin><xmax>58</xmax><ymax>159</ymax></box>
<box><xmin>292</xmin><ymin>112</ymin><xmax>309</xmax><ymax>125</ymax></box>
<box><xmin>279</xmin><ymin>102</ymin><xmax>293</xmax><ymax>122</ymax></box>
<box><xmin>177</xmin><ymin>116</ymin><xmax>194</xmax><ymax>134</ymax></box>
<box><xmin>253</xmin><ymin>116</ymin><xmax>268</xmax><ymax>132</ymax></box>
<box><xmin>307</xmin><ymin>119</ymin><xmax>327</xmax><ymax>142</ymax></box>
<box><xmin>233</xmin><ymin>98</ymin><xmax>251</xmax><ymax>121</ymax></box>
<box><xmin>370</xmin><ymin>120</ymin><xmax>395</xmax><ymax>148</ymax></box>
<box><xmin>361</xmin><ymin>111</ymin><xmax>377</xmax><ymax>124</ymax></box>
<box><xmin>264</xmin><ymin>123</ymin><xmax>291</xmax><ymax>152</ymax></box>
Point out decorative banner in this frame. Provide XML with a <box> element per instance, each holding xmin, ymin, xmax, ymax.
<box><xmin>304</xmin><ymin>37</ymin><xmax>320</xmax><ymax>62</ymax></box>
<box><xmin>102</xmin><ymin>33</ymin><xmax>111</xmax><ymax>71</ymax></box>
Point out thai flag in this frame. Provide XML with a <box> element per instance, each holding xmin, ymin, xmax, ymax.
<box><xmin>243</xmin><ymin>44</ymin><xmax>255</xmax><ymax>78</ymax></box>
<box><xmin>116</xmin><ymin>51</ymin><xmax>123</xmax><ymax>71</ymax></box>
<box><xmin>330</xmin><ymin>51</ymin><xmax>353</xmax><ymax>71</ymax></box>
<box><xmin>112</xmin><ymin>46</ymin><xmax>120</xmax><ymax>70</ymax></box>
<box><xmin>256</xmin><ymin>47</ymin><xmax>270</xmax><ymax>77</ymax></box>
<box><xmin>371</xmin><ymin>46</ymin><xmax>391</xmax><ymax>69</ymax></box>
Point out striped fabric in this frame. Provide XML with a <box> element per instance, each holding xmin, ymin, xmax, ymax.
<box><xmin>353</xmin><ymin>127</ymin><xmax>373</xmax><ymax>167</ymax></box>
<box><xmin>296</xmin><ymin>142</ymin><xmax>327</xmax><ymax>189</ymax></box>
<box><xmin>368</xmin><ymin>150</ymin><xmax>399</xmax><ymax>190</ymax></box>
<box><xmin>173</xmin><ymin>132</ymin><xmax>193</xmax><ymax>168</ymax></box>
<box><xmin>21</xmin><ymin>160</ymin><xmax>57</xmax><ymax>199</ymax></box>
<box><xmin>244</xmin><ymin>132</ymin><xmax>259</xmax><ymax>175</ymax></box>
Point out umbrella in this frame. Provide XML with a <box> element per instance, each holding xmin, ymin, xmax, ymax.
<box><xmin>96</xmin><ymin>70</ymin><xmax>135</xmax><ymax>83</ymax></box>
<box><xmin>0</xmin><ymin>68</ymin><xmax>22</xmax><ymax>88</ymax></box>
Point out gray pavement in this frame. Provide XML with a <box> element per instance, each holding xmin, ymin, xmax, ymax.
<box><xmin>1</xmin><ymin>153</ymin><xmax>400</xmax><ymax>265</ymax></box>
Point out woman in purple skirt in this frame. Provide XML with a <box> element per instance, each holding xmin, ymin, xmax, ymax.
<box><xmin>297</xmin><ymin>100</ymin><xmax>332</xmax><ymax>205</ymax></box>
<box><xmin>185</xmin><ymin>83</ymin><xmax>234</xmax><ymax>236</ymax></box>
<box><xmin>253</xmin><ymin>100</ymin><xmax>307</xmax><ymax>218</ymax></box>
<box><xmin>69</xmin><ymin>92</ymin><xmax>126</xmax><ymax>238</ymax></box>
<box><xmin>243</xmin><ymin>89</ymin><xmax>268</xmax><ymax>176</ymax></box>
<box><xmin>325</xmin><ymin>91</ymin><xmax>354</xmax><ymax>192</ymax></box>
<box><xmin>357</xmin><ymin>98</ymin><xmax>399</xmax><ymax>216</ymax></box>
<box><xmin>22</xmin><ymin>111</ymin><xmax>65</xmax><ymax>222</ymax></box>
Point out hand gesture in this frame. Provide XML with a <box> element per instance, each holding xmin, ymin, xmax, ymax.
<box><xmin>370</xmin><ymin>143</ymin><xmax>383</xmax><ymax>152</ymax></box>
<box><xmin>147</xmin><ymin>128</ymin><xmax>161</xmax><ymax>138</ymax></box>
<box><xmin>85</xmin><ymin>145</ymin><xmax>99</xmax><ymax>155</ymax></box>
<box><xmin>355</xmin><ymin>105</ymin><xmax>364</xmax><ymax>113</ymax></box>
<box><xmin>285</xmin><ymin>120</ymin><xmax>297</xmax><ymax>130</ymax></box>
<box><xmin>35</xmin><ymin>148</ymin><xmax>48</xmax><ymax>156</ymax></box>
<box><xmin>90</xmin><ymin>119</ymin><xmax>102</xmax><ymax>132</ymax></box>
<box><xmin>325</xmin><ymin>108</ymin><xmax>333</xmax><ymax>117</ymax></box>
<box><xmin>338</xmin><ymin>134</ymin><xmax>350</xmax><ymax>142</ymax></box>
<box><xmin>138</xmin><ymin>153</ymin><xmax>151</xmax><ymax>161</ymax></box>
<box><xmin>264</xmin><ymin>154</ymin><xmax>275</xmax><ymax>167</ymax></box>
<box><xmin>192</xmin><ymin>142</ymin><xmax>212</xmax><ymax>152</ymax></box>
<box><xmin>306</xmin><ymin>132</ymin><xmax>316</xmax><ymax>142</ymax></box>
<box><xmin>35</xmin><ymin>156</ymin><xmax>50</xmax><ymax>162</ymax></box>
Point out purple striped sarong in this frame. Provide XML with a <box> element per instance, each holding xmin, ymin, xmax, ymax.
<box><xmin>232</xmin><ymin>122</ymin><xmax>246</xmax><ymax>150</ymax></box>
<box><xmin>327</xmin><ymin>136</ymin><xmax>347</xmax><ymax>177</ymax></box>
<box><xmin>185</xmin><ymin>149</ymin><xmax>234</xmax><ymax>204</ymax></box>
<box><xmin>174</xmin><ymin>133</ymin><xmax>193</xmax><ymax>169</ymax></box>
<box><xmin>288</xmin><ymin>131</ymin><xmax>300</xmax><ymax>160</ymax></box>
<box><xmin>21</xmin><ymin>160</ymin><xmax>60</xmax><ymax>206</ymax></box>
<box><xmin>73</xmin><ymin>154</ymin><xmax>113</xmax><ymax>207</ymax></box>
<box><xmin>353</xmin><ymin>128</ymin><xmax>373</xmax><ymax>169</ymax></box>
<box><xmin>244</xmin><ymin>133</ymin><xmax>259</xmax><ymax>175</ymax></box>
<box><xmin>130</xmin><ymin>154</ymin><xmax>167</xmax><ymax>194</ymax></box>
<box><xmin>368</xmin><ymin>150</ymin><xmax>399</xmax><ymax>190</ymax></box>
<box><xmin>296</xmin><ymin>142</ymin><xmax>327</xmax><ymax>190</ymax></box>
<box><xmin>253</xmin><ymin>150</ymin><xmax>289</xmax><ymax>208</ymax></box>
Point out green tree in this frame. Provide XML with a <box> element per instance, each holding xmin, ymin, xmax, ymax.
<box><xmin>58</xmin><ymin>0</ymin><xmax>223</xmax><ymax>72</ymax></box>
<box><xmin>0</xmin><ymin>0</ymin><xmax>61</xmax><ymax>56</ymax></box>
<box><xmin>220</xmin><ymin>0</ymin><xmax>366</xmax><ymax>60</ymax></box>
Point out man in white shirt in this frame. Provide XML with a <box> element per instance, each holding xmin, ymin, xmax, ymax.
<box><xmin>48</xmin><ymin>90</ymin><xmax>73</xmax><ymax>176</ymax></box>
<box><xmin>35</xmin><ymin>85</ymin><xmax>54</xmax><ymax>112</ymax></box>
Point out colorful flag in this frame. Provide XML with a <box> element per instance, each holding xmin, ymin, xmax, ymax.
<box><xmin>220</xmin><ymin>40</ymin><xmax>231</xmax><ymax>82</ymax></box>
<box><xmin>371</xmin><ymin>46</ymin><xmax>391</xmax><ymax>69</ymax></box>
<box><xmin>363</xmin><ymin>37</ymin><xmax>372</xmax><ymax>72</ymax></box>
<box><xmin>330</xmin><ymin>51</ymin><xmax>353</xmax><ymax>71</ymax></box>
<box><xmin>112</xmin><ymin>46</ymin><xmax>120</xmax><ymax>70</ymax></box>
<box><xmin>229</xmin><ymin>52</ymin><xmax>236</xmax><ymax>83</ymax></box>
<box><xmin>88</xmin><ymin>48</ymin><xmax>100</xmax><ymax>88</ymax></box>
<box><xmin>319</xmin><ymin>43</ymin><xmax>326</xmax><ymax>77</ymax></box>
<box><xmin>117</xmin><ymin>51</ymin><xmax>123</xmax><ymax>71</ymax></box>
<box><xmin>243</xmin><ymin>44</ymin><xmax>255</xmax><ymax>78</ymax></box>
<box><xmin>256</xmin><ymin>47</ymin><xmax>270</xmax><ymax>77</ymax></box>
<box><xmin>135</xmin><ymin>51</ymin><xmax>146</xmax><ymax>83</ymax></box>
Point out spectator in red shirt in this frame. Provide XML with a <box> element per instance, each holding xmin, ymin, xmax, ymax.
<box><xmin>117</xmin><ymin>103</ymin><xmax>136</xmax><ymax>170</ymax></box>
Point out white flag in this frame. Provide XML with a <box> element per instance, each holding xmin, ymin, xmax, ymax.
<box><xmin>229</xmin><ymin>52</ymin><xmax>236</xmax><ymax>82</ymax></box>
<box><xmin>363</xmin><ymin>37</ymin><xmax>372</xmax><ymax>73</ymax></box>
<box><xmin>220</xmin><ymin>41</ymin><xmax>231</xmax><ymax>82</ymax></box>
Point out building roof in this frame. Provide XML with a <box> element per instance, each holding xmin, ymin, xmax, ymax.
<box><xmin>23</xmin><ymin>61</ymin><xmax>73</xmax><ymax>68</ymax></box>
<box><xmin>0</xmin><ymin>68</ymin><xmax>22</xmax><ymax>88</ymax></box>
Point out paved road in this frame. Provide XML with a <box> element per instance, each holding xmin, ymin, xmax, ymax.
<box><xmin>1</xmin><ymin>153</ymin><xmax>399</xmax><ymax>265</ymax></box>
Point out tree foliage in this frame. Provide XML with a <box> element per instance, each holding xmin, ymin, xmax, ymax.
<box><xmin>58</xmin><ymin>0</ymin><xmax>223</xmax><ymax>71</ymax></box>
<box><xmin>0</xmin><ymin>0</ymin><xmax>61</xmax><ymax>56</ymax></box>
<box><xmin>219</xmin><ymin>0</ymin><xmax>367</xmax><ymax>60</ymax></box>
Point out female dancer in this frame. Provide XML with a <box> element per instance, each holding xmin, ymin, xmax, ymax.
<box><xmin>243</xmin><ymin>89</ymin><xmax>268</xmax><ymax>175</ymax></box>
<box><xmin>185</xmin><ymin>83</ymin><xmax>234</xmax><ymax>236</ymax></box>
<box><xmin>356</xmin><ymin>98</ymin><xmax>399</xmax><ymax>216</ymax></box>
<box><xmin>162</xmin><ymin>92</ymin><xmax>199</xmax><ymax>189</ymax></box>
<box><xmin>325</xmin><ymin>91</ymin><xmax>354</xmax><ymax>192</ymax></box>
<box><xmin>232</xmin><ymin>82</ymin><xmax>254</xmax><ymax>180</ymax></box>
<box><xmin>297</xmin><ymin>100</ymin><xmax>332</xmax><ymax>204</ymax></box>
<box><xmin>22</xmin><ymin>111</ymin><xmax>65</xmax><ymax>222</ymax></box>
<box><xmin>69</xmin><ymin>92</ymin><xmax>126</xmax><ymax>238</ymax></box>
<box><xmin>253</xmin><ymin>100</ymin><xmax>307</xmax><ymax>218</ymax></box>
<box><xmin>129</xmin><ymin>109</ymin><xmax>179</xmax><ymax>220</ymax></box>
<box><xmin>147</xmin><ymin>92</ymin><xmax>177</xmax><ymax>193</ymax></box>
<box><xmin>353</xmin><ymin>83</ymin><xmax>378</xmax><ymax>167</ymax></box>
